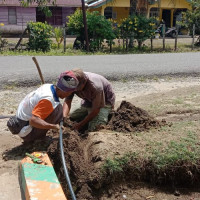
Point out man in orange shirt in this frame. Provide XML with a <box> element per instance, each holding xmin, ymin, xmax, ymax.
<box><xmin>7</xmin><ymin>71</ymin><xmax>79</xmax><ymax>143</ymax></box>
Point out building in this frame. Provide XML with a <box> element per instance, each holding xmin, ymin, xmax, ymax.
<box><xmin>0</xmin><ymin>0</ymin><xmax>81</xmax><ymax>35</ymax></box>
<box><xmin>86</xmin><ymin>0</ymin><xmax>191</xmax><ymax>28</ymax></box>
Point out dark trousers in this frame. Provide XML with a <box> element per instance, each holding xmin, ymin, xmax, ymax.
<box><xmin>22</xmin><ymin>104</ymin><xmax>63</xmax><ymax>143</ymax></box>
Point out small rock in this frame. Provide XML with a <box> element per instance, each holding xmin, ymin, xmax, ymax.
<box><xmin>174</xmin><ymin>190</ymin><xmax>180</xmax><ymax>196</ymax></box>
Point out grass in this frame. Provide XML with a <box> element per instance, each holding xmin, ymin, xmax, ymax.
<box><xmin>2</xmin><ymin>82</ymin><xmax>18</xmax><ymax>90</ymax></box>
<box><xmin>101</xmin><ymin>82</ymin><xmax>200</xmax><ymax>186</ymax></box>
<box><xmin>149</xmin><ymin>104</ymin><xmax>162</xmax><ymax>114</ymax></box>
<box><xmin>142</xmin><ymin>88</ymin><xmax>200</xmax><ymax>116</ymax></box>
<box><xmin>0</xmin><ymin>37</ymin><xmax>200</xmax><ymax>56</ymax></box>
<box><xmin>138</xmin><ymin>76</ymin><xmax>147</xmax><ymax>82</ymax></box>
<box><xmin>0</xmin><ymin>48</ymin><xmax>87</xmax><ymax>56</ymax></box>
<box><xmin>172</xmin><ymin>97</ymin><xmax>184</xmax><ymax>105</ymax></box>
<box><xmin>102</xmin><ymin>152</ymin><xmax>138</xmax><ymax>174</ymax></box>
<box><xmin>149</xmin><ymin>130</ymin><xmax>200</xmax><ymax>168</ymax></box>
<box><xmin>1</xmin><ymin>46</ymin><xmax>199</xmax><ymax>56</ymax></box>
<box><xmin>101</xmin><ymin>120</ymin><xmax>200</xmax><ymax>185</ymax></box>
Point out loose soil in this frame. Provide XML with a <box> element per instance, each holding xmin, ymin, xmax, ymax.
<box><xmin>107</xmin><ymin>101</ymin><xmax>165</xmax><ymax>132</ymax></box>
<box><xmin>1</xmin><ymin>76</ymin><xmax>200</xmax><ymax>200</ymax></box>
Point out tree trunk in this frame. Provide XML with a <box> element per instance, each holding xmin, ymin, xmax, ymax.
<box><xmin>138</xmin><ymin>40</ymin><xmax>142</xmax><ymax>49</ymax></box>
<box><xmin>130</xmin><ymin>0</ymin><xmax>137</xmax><ymax>15</ymax></box>
<box><xmin>129</xmin><ymin>0</ymin><xmax>137</xmax><ymax>48</ymax></box>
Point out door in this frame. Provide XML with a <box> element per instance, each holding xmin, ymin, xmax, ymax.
<box><xmin>162</xmin><ymin>9</ymin><xmax>171</xmax><ymax>28</ymax></box>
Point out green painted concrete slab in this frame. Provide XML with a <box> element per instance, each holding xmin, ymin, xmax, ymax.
<box><xmin>22</xmin><ymin>163</ymin><xmax>59</xmax><ymax>183</ymax></box>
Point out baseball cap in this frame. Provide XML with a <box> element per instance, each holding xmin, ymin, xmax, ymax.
<box><xmin>57</xmin><ymin>71</ymin><xmax>79</xmax><ymax>92</ymax></box>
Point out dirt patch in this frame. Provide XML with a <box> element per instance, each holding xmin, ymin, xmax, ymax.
<box><xmin>107</xmin><ymin>100</ymin><xmax>165</xmax><ymax>132</ymax></box>
<box><xmin>48</xmin><ymin>130</ymin><xmax>96</xmax><ymax>199</ymax></box>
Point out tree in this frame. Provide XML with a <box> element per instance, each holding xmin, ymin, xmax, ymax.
<box><xmin>53</xmin><ymin>27</ymin><xmax>63</xmax><ymax>48</ymax></box>
<box><xmin>20</xmin><ymin>0</ymin><xmax>56</xmax><ymax>16</ymax></box>
<box><xmin>67</xmin><ymin>10</ymin><xmax>116</xmax><ymax>51</ymax></box>
<box><xmin>181</xmin><ymin>0</ymin><xmax>200</xmax><ymax>45</ymax></box>
<box><xmin>129</xmin><ymin>0</ymin><xmax>137</xmax><ymax>48</ymax></box>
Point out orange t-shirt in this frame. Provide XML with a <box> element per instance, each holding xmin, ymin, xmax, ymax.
<box><xmin>32</xmin><ymin>99</ymin><xmax>54</xmax><ymax>120</ymax></box>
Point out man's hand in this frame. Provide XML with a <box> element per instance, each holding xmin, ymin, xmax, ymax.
<box><xmin>54</xmin><ymin>124</ymin><xmax>60</xmax><ymax>130</ymax></box>
<box><xmin>54</xmin><ymin>124</ymin><xmax>64</xmax><ymax>131</ymax></box>
<box><xmin>63</xmin><ymin>116</ymin><xmax>70</xmax><ymax>124</ymax></box>
<box><xmin>73</xmin><ymin>122</ymin><xmax>83</xmax><ymax>131</ymax></box>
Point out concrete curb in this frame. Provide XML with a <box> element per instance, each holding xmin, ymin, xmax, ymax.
<box><xmin>19</xmin><ymin>152</ymin><xmax>67</xmax><ymax>200</ymax></box>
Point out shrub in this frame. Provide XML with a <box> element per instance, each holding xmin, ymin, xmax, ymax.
<box><xmin>180</xmin><ymin>0</ymin><xmax>200</xmax><ymax>45</ymax></box>
<box><xmin>119</xmin><ymin>15</ymin><xmax>157</xmax><ymax>49</ymax></box>
<box><xmin>0</xmin><ymin>37</ymin><xmax>8</xmax><ymax>51</ymax></box>
<box><xmin>181</xmin><ymin>0</ymin><xmax>200</xmax><ymax>34</ymax></box>
<box><xmin>67</xmin><ymin>10</ymin><xmax>116</xmax><ymax>51</ymax></box>
<box><xmin>27</xmin><ymin>22</ymin><xmax>53</xmax><ymax>52</ymax></box>
<box><xmin>0</xmin><ymin>23</ymin><xmax>7</xmax><ymax>51</ymax></box>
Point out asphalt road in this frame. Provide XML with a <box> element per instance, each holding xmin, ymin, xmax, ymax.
<box><xmin>0</xmin><ymin>52</ymin><xmax>200</xmax><ymax>86</ymax></box>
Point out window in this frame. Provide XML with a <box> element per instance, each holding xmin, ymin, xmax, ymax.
<box><xmin>48</xmin><ymin>7</ymin><xmax>62</xmax><ymax>25</ymax></box>
<box><xmin>36</xmin><ymin>9</ymin><xmax>46</xmax><ymax>23</ymax></box>
<box><xmin>150</xmin><ymin>7</ymin><xmax>159</xmax><ymax>18</ymax></box>
<box><xmin>36</xmin><ymin>7</ymin><xmax>62</xmax><ymax>26</ymax></box>
<box><xmin>104</xmin><ymin>7</ymin><xmax>113</xmax><ymax>19</ymax></box>
<box><xmin>112</xmin><ymin>11</ymin><xmax>117</xmax><ymax>19</ymax></box>
<box><xmin>8</xmin><ymin>7</ymin><xmax>17</xmax><ymax>24</ymax></box>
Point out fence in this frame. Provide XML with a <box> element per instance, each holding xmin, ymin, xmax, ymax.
<box><xmin>61</xmin><ymin>24</ymin><xmax>198</xmax><ymax>53</ymax></box>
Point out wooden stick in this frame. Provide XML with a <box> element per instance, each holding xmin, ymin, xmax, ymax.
<box><xmin>192</xmin><ymin>24</ymin><xmax>195</xmax><ymax>50</ymax></box>
<box><xmin>162</xmin><ymin>24</ymin><xmax>165</xmax><ymax>51</ymax></box>
<box><xmin>32</xmin><ymin>57</ymin><xmax>45</xmax><ymax>84</ymax></box>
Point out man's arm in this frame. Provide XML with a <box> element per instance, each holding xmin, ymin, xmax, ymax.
<box><xmin>63</xmin><ymin>98</ymin><xmax>72</xmax><ymax>118</ymax></box>
<box><xmin>74</xmin><ymin>108</ymin><xmax>100</xmax><ymax>131</ymax></box>
<box><xmin>29</xmin><ymin>115</ymin><xmax>59</xmax><ymax>130</ymax></box>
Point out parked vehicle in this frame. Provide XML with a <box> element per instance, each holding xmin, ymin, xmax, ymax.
<box><xmin>165</xmin><ymin>27</ymin><xmax>177</xmax><ymax>38</ymax></box>
<box><xmin>155</xmin><ymin>24</ymin><xmax>177</xmax><ymax>38</ymax></box>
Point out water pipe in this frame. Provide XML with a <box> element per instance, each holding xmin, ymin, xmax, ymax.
<box><xmin>59</xmin><ymin>121</ymin><xmax>77</xmax><ymax>200</ymax></box>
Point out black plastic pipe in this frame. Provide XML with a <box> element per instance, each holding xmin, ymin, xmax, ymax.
<box><xmin>0</xmin><ymin>115</ymin><xmax>13</xmax><ymax>119</ymax></box>
<box><xmin>59</xmin><ymin>121</ymin><xmax>76</xmax><ymax>200</ymax></box>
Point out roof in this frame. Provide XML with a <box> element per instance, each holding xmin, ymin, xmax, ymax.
<box><xmin>85</xmin><ymin>0</ymin><xmax>113</xmax><ymax>8</ymax></box>
<box><xmin>0</xmin><ymin>0</ymin><xmax>82</xmax><ymax>7</ymax></box>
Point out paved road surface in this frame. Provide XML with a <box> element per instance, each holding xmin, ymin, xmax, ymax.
<box><xmin>0</xmin><ymin>52</ymin><xmax>200</xmax><ymax>86</ymax></box>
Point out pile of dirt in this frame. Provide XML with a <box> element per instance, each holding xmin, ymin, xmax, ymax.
<box><xmin>107</xmin><ymin>100</ymin><xmax>163</xmax><ymax>132</ymax></box>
